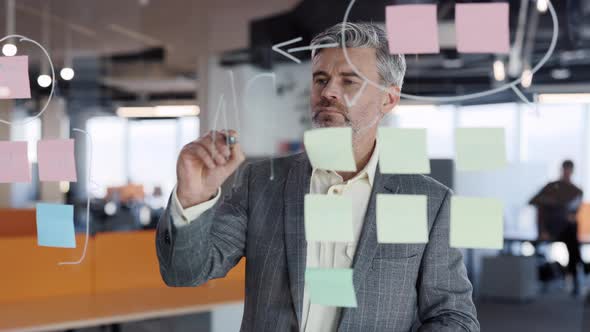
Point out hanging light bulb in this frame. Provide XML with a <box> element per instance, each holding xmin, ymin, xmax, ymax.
<box><xmin>4</xmin><ymin>1</ymin><xmax>17</xmax><ymax>56</ymax></box>
<box><xmin>37</xmin><ymin>74</ymin><xmax>52</xmax><ymax>88</ymax></box>
<box><xmin>493</xmin><ymin>60</ymin><xmax>506</xmax><ymax>81</ymax></box>
<box><xmin>60</xmin><ymin>25</ymin><xmax>75</xmax><ymax>81</ymax></box>
<box><xmin>536</xmin><ymin>0</ymin><xmax>548</xmax><ymax>13</ymax></box>
<box><xmin>521</xmin><ymin>69</ymin><xmax>533</xmax><ymax>88</ymax></box>
<box><xmin>2</xmin><ymin>43</ymin><xmax>17</xmax><ymax>56</ymax></box>
<box><xmin>60</xmin><ymin>67</ymin><xmax>75</xmax><ymax>80</ymax></box>
<box><xmin>36</xmin><ymin>2</ymin><xmax>52</xmax><ymax>88</ymax></box>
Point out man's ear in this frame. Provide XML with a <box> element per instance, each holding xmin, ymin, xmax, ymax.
<box><xmin>381</xmin><ymin>85</ymin><xmax>401</xmax><ymax>115</ymax></box>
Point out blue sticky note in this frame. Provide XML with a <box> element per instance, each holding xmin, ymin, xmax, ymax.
<box><xmin>36</xmin><ymin>203</ymin><xmax>76</xmax><ymax>248</ymax></box>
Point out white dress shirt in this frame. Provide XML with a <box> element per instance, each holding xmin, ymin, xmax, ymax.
<box><xmin>170</xmin><ymin>143</ymin><xmax>379</xmax><ymax>332</ymax></box>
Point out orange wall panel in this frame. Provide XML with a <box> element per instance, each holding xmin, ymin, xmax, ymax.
<box><xmin>0</xmin><ymin>234</ymin><xmax>94</xmax><ymax>303</ymax></box>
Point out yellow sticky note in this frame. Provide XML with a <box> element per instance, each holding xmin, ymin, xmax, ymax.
<box><xmin>455</xmin><ymin>128</ymin><xmax>506</xmax><ymax>171</ymax></box>
<box><xmin>305</xmin><ymin>194</ymin><xmax>353</xmax><ymax>242</ymax></box>
<box><xmin>304</xmin><ymin>128</ymin><xmax>356</xmax><ymax>172</ymax></box>
<box><xmin>305</xmin><ymin>268</ymin><xmax>357</xmax><ymax>307</ymax></box>
<box><xmin>450</xmin><ymin>196</ymin><xmax>504</xmax><ymax>249</ymax></box>
<box><xmin>378</xmin><ymin>128</ymin><xmax>430</xmax><ymax>174</ymax></box>
<box><xmin>377</xmin><ymin>194</ymin><xmax>428</xmax><ymax>243</ymax></box>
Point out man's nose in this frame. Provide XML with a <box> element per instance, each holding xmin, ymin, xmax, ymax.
<box><xmin>321</xmin><ymin>81</ymin><xmax>342</xmax><ymax>102</ymax></box>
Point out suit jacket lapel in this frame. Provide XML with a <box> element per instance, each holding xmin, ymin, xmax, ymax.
<box><xmin>350</xmin><ymin>166</ymin><xmax>402</xmax><ymax>286</ymax></box>
<box><xmin>284</xmin><ymin>154</ymin><xmax>311</xmax><ymax>327</ymax></box>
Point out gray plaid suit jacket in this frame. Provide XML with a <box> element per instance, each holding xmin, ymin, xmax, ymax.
<box><xmin>156</xmin><ymin>152</ymin><xmax>480</xmax><ymax>332</ymax></box>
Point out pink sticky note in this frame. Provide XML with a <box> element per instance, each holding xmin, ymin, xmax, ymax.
<box><xmin>37</xmin><ymin>139</ymin><xmax>77</xmax><ymax>182</ymax></box>
<box><xmin>386</xmin><ymin>5</ymin><xmax>440</xmax><ymax>54</ymax></box>
<box><xmin>0</xmin><ymin>141</ymin><xmax>31</xmax><ymax>183</ymax></box>
<box><xmin>0</xmin><ymin>56</ymin><xmax>31</xmax><ymax>99</ymax></box>
<box><xmin>456</xmin><ymin>3</ymin><xmax>510</xmax><ymax>54</ymax></box>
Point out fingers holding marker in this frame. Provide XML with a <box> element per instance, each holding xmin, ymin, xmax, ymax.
<box><xmin>222</xmin><ymin>129</ymin><xmax>245</xmax><ymax>165</ymax></box>
<box><xmin>201</xmin><ymin>133</ymin><xmax>227</xmax><ymax>166</ymax></box>
<box><xmin>187</xmin><ymin>142</ymin><xmax>216</xmax><ymax>169</ymax></box>
<box><xmin>212</xmin><ymin>131</ymin><xmax>231</xmax><ymax>159</ymax></box>
<box><xmin>193</xmin><ymin>129</ymin><xmax>243</xmax><ymax>169</ymax></box>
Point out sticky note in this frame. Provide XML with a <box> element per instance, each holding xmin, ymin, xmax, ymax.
<box><xmin>385</xmin><ymin>5</ymin><xmax>440</xmax><ymax>54</ymax></box>
<box><xmin>37</xmin><ymin>139</ymin><xmax>77</xmax><ymax>182</ymax></box>
<box><xmin>305</xmin><ymin>268</ymin><xmax>357</xmax><ymax>307</ymax></box>
<box><xmin>377</xmin><ymin>194</ymin><xmax>428</xmax><ymax>243</ymax></box>
<box><xmin>378</xmin><ymin>128</ymin><xmax>430</xmax><ymax>174</ymax></box>
<box><xmin>455</xmin><ymin>3</ymin><xmax>510</xmax><ymax>54</ymax></box>
<box><xmin>0</xmin><ymin>56</ymin><xmax>31</xmax><ymax>99</ymax></box>
<box><xmin>455</xmin><ymin>128</ymin><xmax>506</xmax><ymax>171</ymax></box>
<box><xmin>0</xmin><ymin>141</ymin><xmax>31</xmax><ymax>183</ymax></box>
<box><xmin>305</xmin><ymin>194</ymin><xmax>353</xmax><ymax>242</ymax></box>
<box><xmin>304</xmin><ymin>128</ymin><xmax>356</xmax><ymax>172</ymax></box>
<box><xmin>36</xmin><ymin>203</ymin><xmax>76</xmax><ymax>248</ymax></box>
<box><xmin>450</xmin><ymin>197</ymin><xmax>503</xmax><ymax>249</ymax></box>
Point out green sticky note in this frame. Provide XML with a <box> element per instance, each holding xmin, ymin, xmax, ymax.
<box><xmin>377</xmin><ymin>194</ymin><xmax>428</xmax><ymax>243</ymax></box>
<box><xmin>450</xmin><ymin>197</ymin><xmax>504</xmax><ymax>249</ymax></box>
<box><xmin>304</xmin><ymin>128</ymin><xmax>356</xmax><ymax>172</ymax></box>
<box><xmin>378</xmin><ymin>128</ymin><xmax>430</xmax><ymax>174</ymax></box>
<box><xmin>305</xmin><ymin>268</ymin><xmax>357</xmax><ymax>307</ymax></box>
<box><xmin>305</xmin><ymin>194</ymin><xmax>353</xmax><ymax>242</ymax></box>
<box><xmin>455</xmin><ymin>128</ymin><xmax>506</xmax><ymax>171</ymax></box>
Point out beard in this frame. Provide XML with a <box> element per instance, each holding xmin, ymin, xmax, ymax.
<box><xmin>311</xmin><ymin>97</ymin><xmax>352</xmax><ymax>129</ymax></box>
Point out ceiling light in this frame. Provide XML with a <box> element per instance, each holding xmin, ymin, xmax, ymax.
<box><xmin>493</xmin><ymin>60</ymin><xmax>506</xmax><ymax>81</ymax></box>
<box><xmin>521</xmin><ymin>69</ymin><xmax>533</xmax><ymax>88</ymax></box>
<box><xmin>536</xmin><ymin>0</ymin><xmax>548</xmax><ymax>13</ymax></box>
<box><xmin>60</xmin><ymin>67</ymin><xmax>75</xmax><ymax>81</ymax></box>
<box><xmin>117</xmin><ymin>105</ymin><xmax>200</xmax><ymax>118</ymax></box>
<box><xmin>2</xmin><ymin>43</ymin><xmax>17</xmax><ymax>56</ymax></box>
<box><xmin>538</xmin><ymin>93</ymin><xmax>590</xmax><ymax>104</ymax></box>
<box><xmin>550</xmin><ymin>68</ymin><xmax>570</xmax><ymax>80</ymax></box>
<box><xmin>37</xmin><ymin>74</ymin><xmax>52</xmax><ymax>88</ymax></box>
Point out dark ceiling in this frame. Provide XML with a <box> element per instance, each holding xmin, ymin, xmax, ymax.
<box><xmin>219</xmin><ymin>0</ymin><xmax>590</xmax><ymax>105</ymax></box>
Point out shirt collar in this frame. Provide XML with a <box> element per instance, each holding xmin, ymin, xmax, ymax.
<box><xmin>310</xmin><ymin>139</ymin><xmax>379</xmax><ymax>187</ymax></box>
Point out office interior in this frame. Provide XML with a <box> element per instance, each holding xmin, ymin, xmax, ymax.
<box><xmin>1</xmin><ymin>0</ymin><xmax>590</xmax><ymax>331</ymax></box>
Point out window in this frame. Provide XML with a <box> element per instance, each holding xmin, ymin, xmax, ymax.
<box><xmin>521</xmin><ymin>103</ymin><xmax>585</xmax><ymax>184</ymax></box>
<box><xmin>10</xmin><ymin>116</ymin><xmax>41</xmax><ymax>163</ymax></box>
<box><xmin>87</xmin><ymin>117</ymin><xmax>127</xmax><ymax>197</ymax></box>
<box><xmin>390</xmin><ymin>105</ymin><xmax>455</xmax><ymax>158</ymax></box>
<box><xmin>458</xmin><ymin>103</ymin><xmax>518</xmax><ymax>162</ymax></box>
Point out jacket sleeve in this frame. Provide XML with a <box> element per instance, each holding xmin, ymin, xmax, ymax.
<box><xmin>155</xmin><ymin>164</ymin><xmax>250</xmax><ymax>287</ymax></box>
<box><xmin>416</xmin><ymin>189</ymin><xmax>480</xmax><ymax>332</ymax></box>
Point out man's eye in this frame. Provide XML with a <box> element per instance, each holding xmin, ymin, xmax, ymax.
<box><xmin>315</xmin><ymin>78</ymin><xmax>327</xmax><ymax>85</ymax></box>
<box><xmin>343</xmin><ymin>79</ymin><xmax>357</xmax><ymax>85</ymax></box>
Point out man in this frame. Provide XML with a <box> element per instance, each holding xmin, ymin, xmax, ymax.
<box><xmin>156</xmin><ymin>22</ymin><xmax>479</xmax><ymax>331</ymax></box>
<box><xmin>530</xmin><ymin>160</ymin><xmax>584</xmax><ymax>295</ymax></box>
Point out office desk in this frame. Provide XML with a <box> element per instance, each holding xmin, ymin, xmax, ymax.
<box><xmin>0</xmin><ymin>280</ymin><xmax>244</xmax><ymax>332</ymax></box>
<box><xmin>0</xmin><ymin>230</ymin><xmax>245</xmax><ymax>332</ymax></box>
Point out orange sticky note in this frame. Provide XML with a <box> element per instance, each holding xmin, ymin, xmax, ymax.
<box><xmin>456</xmin><ymin>3</ymin><xmax>510</xmax><ymax>54</ymax></box>
<box><xmin>385</xmin><ymin>4</ymin><xmax>440</xmax><ymax>54</ymax></box>
<box><xmin>0</xmin><ymin>56</ymin><xmax>31</xmax><ymax>99</ymax></box>
<box><xmin>37</xmin><ymin>139</ymin><xmax>77</xmax><ymax>182</ymax></box>
<box><xmin>0</xmin><ymin>141</ymin><xmax>31</xmax><ymax>183</ymax></box>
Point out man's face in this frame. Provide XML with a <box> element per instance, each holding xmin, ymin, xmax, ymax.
<box><xmin>563</xmin><ymin>167</ymin><xmax>573</xmax><ymax>179</ymax></box>
<box><xmin>310</xmin><ymin>47</ymin><xmax>397</xmax><ymax>135</ymax></box>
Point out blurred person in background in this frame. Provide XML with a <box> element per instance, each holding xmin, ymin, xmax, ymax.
<box><xmin>530</xmin><ymin>160</ymin><xmax>584</xmax><ymax>296</ymax></box>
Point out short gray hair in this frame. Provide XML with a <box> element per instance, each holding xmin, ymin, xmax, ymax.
<box><xmin>310</xmin><ymin>22</ymin><xmax>406</xmax><ymax>88</ymax></box>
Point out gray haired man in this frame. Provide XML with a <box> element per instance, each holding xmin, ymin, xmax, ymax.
<box><xmin>156</xmin><ymin>22</ymin><xmax>480</xmax><ymax>332</ymax></box>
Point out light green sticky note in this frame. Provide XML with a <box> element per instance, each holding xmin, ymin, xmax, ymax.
<box><xmin>305</xmin><ymin>194</ymin><xmax>353</xmax><ymax>242</ymax></box>
<box><xmin>378</xmin><ymin>128</ymin><xmax>430</xmax><ymax>174</ymax></box>
<box><xmin>450</xmin><ymin>196</ymin><xmax>504</xmax><ymax>249</ymax></box>
<box><xmin>304</xmin><ymin>128</ymin><xmax>356</xmax><ymax>172</ymax></box>
<box><xmin>455</xmin><ymin>128</ymin><xmax>507</xmax><ymax>171</ymax></box>
<box><xmin>377</xmin><ymin>194</ymin><xmax>428</xmax><ymax>243</ymax></box>
<box><xmin>305</xmin><ymin>268</ymin><xmax>357</xmax><ymax>307</ymax></box>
